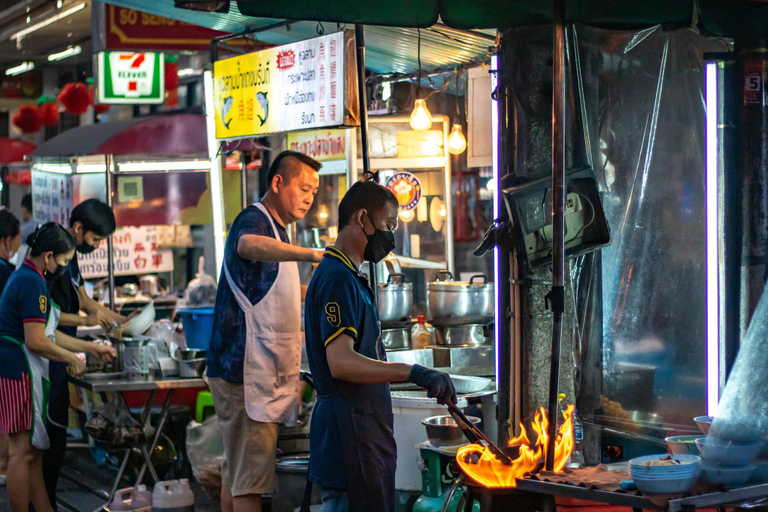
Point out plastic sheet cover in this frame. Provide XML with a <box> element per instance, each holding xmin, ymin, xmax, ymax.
<box><xmin>710</xmin><ymin>283</ymin><xmax>768</xmax><ymax>443</ymax></box>
<box><xmin>567</xmin><ymin>26</ymin><xmax>726</xmax><ymax>429</ymax></box>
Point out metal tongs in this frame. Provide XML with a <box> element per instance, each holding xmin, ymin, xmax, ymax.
<box><xmin>446</xmin><ymin>399</ymin><xmax>513</xmax><ymax>465</ymax></box>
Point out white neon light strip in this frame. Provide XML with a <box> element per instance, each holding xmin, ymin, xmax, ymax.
<box><xmin>204</xmin><ymin>70</ymin><xmax>226</xmax><ymax>281</ymax></box>
<box><xmin>705</xmin><ymin>62</ymin><xmax>720</xmax><ymax>417</ymax></box>
<box><xmin>11</xmin><ymin>3</ymin><xmax>86</xmax><ymax>40</ymax></box>
<box><xmin>6</xmin><ymin>61</ymin><xmax>34</xmax><ymax>76</ymax></box>
<box><xmin>117</xmin><ymin>160</ymin><xmax>211</xmax><ymax>172</ymax></box>
<box><xmin>34</xmin><ymin>163</ymin><xmax>71</xmax><ymax>174</ymax></box>
<box><xmin>48</xmin><ymin>45</ymin><xmax>82</xmax><ymax>62</ymax></box>
<box><xmin>490</xmin><ymin>54</ymin><xmax>501</xmax><ymax>389</ymax></box>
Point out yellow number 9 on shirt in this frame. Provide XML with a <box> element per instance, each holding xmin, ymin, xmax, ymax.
<box><xmin>325</xmin><ymin>302</ymin><xmax>340</xmax><ymax>327</ymax></box>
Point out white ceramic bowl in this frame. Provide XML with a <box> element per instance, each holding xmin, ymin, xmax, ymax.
<box><xmin>701</xmin><ymin>463</ymin><xmax>755</xmax><ymax>487</ymax></box>
<box><xmin>448</xmin><ymin>375</ymin><xmax>492</xmax><ymax>394</ymax></box>
<box><xmin>696</xmin><ymin>437</ymin><xmax>764</xmax><ymax>466</ymax></box>
<box><xmin>631</xmin><ymin>475</ymin><xmax>698</xmax><ymax>494</ymax></box>
<box><xmin>694</xmin><ymin>416</ymin><xmax>713</xmax><ymax>435</ymax></box>
<box><xmin>122</xmin><ymin>302</ymin><xmax>155</xmax><ymax>336</ymax></box>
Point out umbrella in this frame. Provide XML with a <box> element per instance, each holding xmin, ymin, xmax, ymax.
<box><xmin>0</xmin><ymin>137</ymin><xmax>36</xmax><ymax>163</ymax></box>
<box><xmin>32</xmin><ymin>113</ymin><xmax>208</xmax><ymax>158</ymax></box>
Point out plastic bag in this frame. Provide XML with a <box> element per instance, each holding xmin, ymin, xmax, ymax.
<box><xmin>85</xmin><ymin>402</ymin><xmax>146</xmax><ymax>448</ymax></box>
<box><xmin>186</xmin><ymin>415</ymin><xmax>225</xmax><ymax>498</ymax></box>
<box><xmin>183</xmin><ymin>256</ymin><xmax>217</xmax><ymax>306</ymax></box>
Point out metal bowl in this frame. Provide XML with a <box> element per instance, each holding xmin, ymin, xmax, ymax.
<box><xmin>694</xmin><ymin>416</ymin><xmax>713</xmax><ymax>435</ymax></box>
<box><xmin>176</xmin><ymin>348</ymin><xmax>207</xmax><ymax>361</ymax></box>
<box><xmin>178</xmin><ymin>358</ymin><xmax>207</xmax><ymax>378</ymax></box>
<box><xmin>421</xmin><ymin>414</ymin><xmax>481</xmax><ymax>447</ymax></box>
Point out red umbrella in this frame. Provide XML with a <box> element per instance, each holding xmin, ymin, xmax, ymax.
<box><xmin>0</xmin><ymin>137</ymin><xmax>36</xmax><ymax>163</ymax></box>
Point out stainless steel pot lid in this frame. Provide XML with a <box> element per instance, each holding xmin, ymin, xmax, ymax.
<box><xmin>377</xmin><ymin>273</ymin><xmax>413</xmax><ymax>290</ymax></box>
<box><xmin>426</xmin><ymin>272</ymin><xmax>493</xmax><ymax>292</ymax></box>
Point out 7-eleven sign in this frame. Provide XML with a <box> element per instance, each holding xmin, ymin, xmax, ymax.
<box><xmin>97</xmin><ymin>51</ymin><xmax>165</xmax><ymax>105</ymax></box>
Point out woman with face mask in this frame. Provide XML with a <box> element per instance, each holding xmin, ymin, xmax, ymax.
<box><xmin>0</xmin><ymin>209</ymin><xmax>22</xmax><ymax>293</ymax></box>
<box><xmin>0</xmin><ymin>223</ymin><xmax>86</xmax><ymax>512</ymax></box>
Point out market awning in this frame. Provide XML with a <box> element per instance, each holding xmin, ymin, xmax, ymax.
<box><xmin>100</xmin><ymin>0</ymin><xmax>768</xmax><ymax>40</ymax></box>
<box><xmin>31</xmin><ymin>113</ymin><xmax>209</xmax><ymax>159</ymax></box>
<box><xmin>0</xmin><ymin>137</ymin><xmax>36</xmax><ymax>163</ymax></box>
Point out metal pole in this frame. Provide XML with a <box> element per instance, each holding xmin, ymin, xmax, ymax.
<box><xmin>546</xmin><ymin>0</ymin><xmax>566</xmax><ymax>472</ymax></box>
<box><xmin>355</xmin><ymin>24</ymin><xmax>378</xmax><ymax>300</ymax></box>
<box><xmin>105</xmin><ymin>155</ymin><xmax>116</xmax><ymax>312</ymax></box>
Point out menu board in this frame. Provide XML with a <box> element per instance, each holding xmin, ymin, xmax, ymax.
<box><xmin>31</xmin><ymin>170</ymin><xmax>75</xmax><ymax>225</ymax></box>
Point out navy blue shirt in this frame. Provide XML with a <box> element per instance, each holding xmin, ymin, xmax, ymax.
<box><xmin>0</xmin><ymin>258</ymin><xmax>14</xmax><ymax>294</ymax></box>
<box><xmin>0</xmin><ymin>261</ymin><xmax>50</xmax><ymax>380</ymax></box>
<box><xmin>207</xmin><ymin>204</ymin><xmax>289</xmax><ymax>383</ymax></box>
<box><xmin>305</xmin><ymin>246</ymin><xmax>392</xmax><ymax>489</ymax></box>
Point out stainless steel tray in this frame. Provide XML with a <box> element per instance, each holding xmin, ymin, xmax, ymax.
<box><xmin>82</xmin><ymin>371</ymin><xmax>126</xmax><ymax>381</ymax></box>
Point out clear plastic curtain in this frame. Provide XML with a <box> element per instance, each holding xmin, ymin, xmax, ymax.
<box><xmin>569</xmin><ymin>25</ymin><xmax>726</xmax><ymax>428</ymax></box>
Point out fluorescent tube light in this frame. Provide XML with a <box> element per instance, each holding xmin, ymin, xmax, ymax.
<box><xmin>48</xmin><ymin>45</ymin><xmax>82</xmax><ymax>61</ymax></box>
<box><xmin>178</xmin><ymin>68</ymin><xmax>201</xmax><ymax>77</ymax></box>
<box><xmin>491</xmin><ymin>54</ymin><xmax>501</xmax><ymax>389</ymax></box>
<box><xmin>11</xmin><ymin>3</ymin><xmax>86</xmax><ymax>40</ymax></box>
<box><xmin>705</xmin><ymin>61</ymin><xmax>720</xmax><ymax>417</ymax></box>
<box><xmin>6</xmin><ymin>61</ymin><xmax>34</xmax><ymax>76</ymax></box>
<box><xmin>117</xmin><ymin>160</ymin><xmax>211</xmax><ymax>172</ymax></box>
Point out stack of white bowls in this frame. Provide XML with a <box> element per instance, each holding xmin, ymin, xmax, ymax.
<box><xmin>696</xmin><ymin>437</ymin><xmax>764</xmax><ymax>487</ymax></box>
<box><xmin>629</xmin><ymin>454</ymin><xmax>701</xmax><ymax>494</ymax></box>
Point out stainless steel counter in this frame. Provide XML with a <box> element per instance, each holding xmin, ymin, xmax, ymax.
<box><xmin>68</xmin><ymin>374</ymin><xmax>206</xmax><ymax>392</ymax></box>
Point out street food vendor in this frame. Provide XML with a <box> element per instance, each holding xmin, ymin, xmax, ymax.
<box><xmin>0</xmin><ymin>208</ymin><xmax>21</xmax><ymax>485</ymax></box>
<box><xmin>45</xmin><ymin>199</ymin><xmax>130</xmax><ymax>510</ymax></box>
<box><xmin>304</xmin><ymin>179</ymin><xmax>456</xmax><ymax>512</ymax></box>
<box><xmin>0</xmin><ymin>223</ymin><xmax>86</xmax><ymax>512</ymax></box>
<box><xmin>208</xmin><ymin>151</ymin><xmax>322</xmax><ymax>512</ymax></box>
<box><xmin>0</xmin><ymin>209</ymin><xmax>21</xmax><ymax>292</ymax></box>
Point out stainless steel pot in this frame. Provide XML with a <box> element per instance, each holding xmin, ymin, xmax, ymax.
<box><xmin>434</xmin><ymin>324</ymin><xmax>491</xmax><ymax>346</ymax></box>
<box><xmin>381</xmin><ymin>328</ymin><xmax>411</xmax><ymax>350</ymax></box>
<box><xmin>377</xmin><ymin>273</ymin><xmax>413</xmax><ymax>323</ymax></box>
<box><xmin>426</xmin><ymin>272</ymin><xmax>494</xmax><ymax>323</ymax></box>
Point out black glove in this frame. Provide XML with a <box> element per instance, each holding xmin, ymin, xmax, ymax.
<box><xmin>408</xmin><ymin>365</ymin><xmax>457</xmax><ymax>405</ymax></box>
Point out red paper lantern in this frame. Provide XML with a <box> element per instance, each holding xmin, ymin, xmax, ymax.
<box><xmin>37</xmin><ymin>101</ymin><xmax>60</xmax><ymax>127</ymax></box>
<box><xmin>165</xmin><ymin>61</ymin><xmax>179</xmax><ymax>92</ymax></box>
<box><xmin>13</xmin><ymin>106</ymin><xmax>42</xmax><ymax>134</ymax></box>
<box><xmin>87</xmin><ymin>86</ymin><xmax>110</xmax><ymax>114</ymax></box>
<box><xmin>58</xmin><ymin>82</ymin><xmax>90</xmax><ymax>115</ymax></box>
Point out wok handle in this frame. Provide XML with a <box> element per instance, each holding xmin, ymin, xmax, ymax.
<box><xmin>446</xmin><ymin>399</ymin><xmax>512</xmax><ymax>464</ymax></box>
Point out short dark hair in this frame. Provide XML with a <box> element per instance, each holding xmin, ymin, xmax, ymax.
<box><xmin>70</xmin><ymin>199</ymin><xmax>116</xmax><ymax>237</ymax></box>
<box><xmin>267</xmin><ymin>151</ymin><xmax>321</xmax><ymax>185</ymax></box>
<box><xmin>0</xmin><ymin>210</ymin><xmax>20</xmax><ymax>240</ymax></box>
<box><xmin>21</xmin><ymin>193</ymin><xmax>32</xmax><ymax>213</ymax></box>
<box><xmin>338</xmin><ymin>180</ymin><xmax>398</xmax><ymax>229</ymax></box>
<box><xmin>27</xmin><ymin>222</ymin><xmax>75</xmax><ymax>257</ymax></box>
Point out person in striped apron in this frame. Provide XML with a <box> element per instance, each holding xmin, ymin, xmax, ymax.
<box><xmin>0</xmin><ymin>224</ymin><xmax>85</xmax><ymax>512</ymax></box>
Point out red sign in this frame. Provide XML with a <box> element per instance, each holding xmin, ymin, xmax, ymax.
<box><xmin>277</xmin><ymin>50</ymin><xmax>296</xmax><ymax>70</ymax></box>
<box><xmin>105</xmin><ymin>5</ymin><xmax>270</xmax><ymax>52</ymax></box>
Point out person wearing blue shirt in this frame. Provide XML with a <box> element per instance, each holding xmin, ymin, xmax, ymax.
<box><xmin>0</xmin><ymin>209</ymin><xmax>22</xmax><ymax>485</ymax></box>
<box><xmin>304</xmin><ymin>178</ymin><xmax>455</xmax><ymax>512</ymax></box>
<box><xmin>208</xmin><ymin>151</ymin><xmax>322</xmax><ymax>512</ymax></box>
<box><xmin>0</xmin><ymin>223</ymin><xmax>86</xmax><ymax>512</ymax></box>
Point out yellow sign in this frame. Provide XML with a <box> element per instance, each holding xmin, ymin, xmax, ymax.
<box><xmin>287</xmin><ymin>129</ymin><xmax>348</xmax><ymax>162</ymax></box>
<box><xmin>213</xmin><ymin>31</ymin><xmax>358</xmax><ymax>139</ymax></box>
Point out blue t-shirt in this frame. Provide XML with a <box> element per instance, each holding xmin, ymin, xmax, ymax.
<box><xmin>0</xmin><ymin>260</ymin><xmax>50</xmax><ymax>380</ymax></box>
<box><xmin>207</xmin><ymin>204</ymin><xmax>289</xmax><ymax>383</ymax></box>
<box><xmin>304</xmin><ymin>246</ymin><xmax>392</xmax><ymax>489</ymax></box>
<box><xmin>0</xmin><ymin>258</ymin><xmax>14</xmax><ymax>294</ymax></box>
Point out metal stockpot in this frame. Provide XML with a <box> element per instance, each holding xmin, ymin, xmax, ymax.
<box><xmin>377</xmin><ymin>273</ymin><xmax>413</xmax><ymax>323</ymax></box>
<box><xmin>426</xmin><ymin>272</ymin><xmax>494</xmax><ymax>323</ymax></box>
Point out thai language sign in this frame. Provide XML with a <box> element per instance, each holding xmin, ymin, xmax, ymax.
<box><xmin>286</xmin><ymin>129</ymin><xmax>347</xmax><ymax>162</ymax></box>
<box><xmin>79</xmin><ymin>226</ymin><xmax>174</xmax><ymax>278</ymax></box>
<box><xmin>213</xmin><ymin>31</ymin><xmax>358</xmax><ymax>139</ymax></box>
<box><xmin>31</xmin><ymin>171</ymin><xmax>75</xmax><ymax>225</ymax></box>
<box><xmin>97</xmin><ymin>51</ymin><xmax>165</xmax><ymax>104</ymax></box>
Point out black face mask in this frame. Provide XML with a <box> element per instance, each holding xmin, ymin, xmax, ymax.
<box><xmin>363</xmin><ymin>225</ymin><xmax>396</xmax><ymax>264</ymax></box>
<box><xmin>46</xmin><ymin>263</ymin><xmax>68</xmax><ymax>283</ymax></box>
<box><xmin>77</xmin><ymin>241</ymin><xmax>96</xmax><ymax>254</ymax></box>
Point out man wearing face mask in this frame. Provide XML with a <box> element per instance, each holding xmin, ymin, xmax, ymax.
<box><xmin>303</xmin><ymin>178</ymin><xmax>455</xmax><ymax>512</ymax></box>
<box><xmin>45</xmin><ymin>199</ymin><xmax>130</xmax><ymax>511</ymax></box>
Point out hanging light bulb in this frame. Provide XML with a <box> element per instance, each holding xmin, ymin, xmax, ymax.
<box><xmin>410</xmin><ymin>98</ymin><xmax>433</xmax><ymax>131</ymax></box>
<box><xmin>447</xmin><ymin>123</ymin><xmax>467</xmax><ymax>155</ymax></box>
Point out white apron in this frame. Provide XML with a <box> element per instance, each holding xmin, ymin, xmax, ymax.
<box><xmin>222</xmin><ymin>202</ymin><xmax>302</xmax><ymax>424</ymax></box>
<box><xmin>22</xmin><ymin>303</ymin><xmax>58</xmax><ymax>449</ymax></box>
